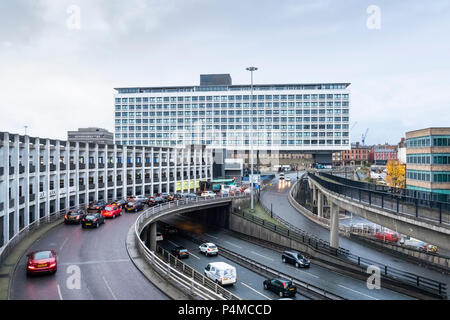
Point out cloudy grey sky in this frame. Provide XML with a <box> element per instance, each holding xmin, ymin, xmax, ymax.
<box><xmin>1</xmin><ymin>0</ymin><xmax>449</xmax><ymax>145</ymax></box>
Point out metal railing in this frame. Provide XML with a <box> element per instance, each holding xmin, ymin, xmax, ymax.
<box><xmin>134</xmin><ymin>193</ymin><xmax>248</xmax><ymax>300</ymax></box>
<box><xmin>180</xmin><ymin>231</ymin><xmax>345</xmax><ymax>300</ymax></box>
<box><xmin>289</xmin><ymin>177</ymin><xmax>447</xmax><ymax>297</ymax></box>
<box><xmin>0</xmin><ymin>203</ymin><xmax>87</xmax><ymax>264</ymax></box>
<box><xmin>309</xmin><ymin>172</ymin><xmax>450</xmax><ymax>226</ymax></box>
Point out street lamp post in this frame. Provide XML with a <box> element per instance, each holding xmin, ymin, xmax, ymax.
<box><xmin>246</xmin><ymin>66</ymin><xmax>258</xmax><ymax>211</ymax></box>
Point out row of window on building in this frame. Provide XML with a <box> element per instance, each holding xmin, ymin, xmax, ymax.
<box><xmin>115</xmin><ymin>94</ymin><xmax>350</xmax><ymax>104</ymax></box>
<box><xmin>406</xmin><ymin>170</ymin><xmax>450</xmax><ymax>182</ymax></box>
<box><xmin>406</xmin><ymin>136</ymin><xmax>450</xmax><ymax>148</ymax></box>
<box><xmin>407</xmin><ymin>154</ymin><xmax>450</xmax><ymax>165</ymax></box>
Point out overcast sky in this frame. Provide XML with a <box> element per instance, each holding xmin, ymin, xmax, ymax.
<box><xmin>1</xmin><ymin>0</ymin><xmax>449</xmax><ymax>145</ymax></box>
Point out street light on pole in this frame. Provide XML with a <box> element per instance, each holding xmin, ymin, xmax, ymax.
<box><xmin>246</xmin><ymin>66</ymin><xmax>258</xmax><ymax>211</ymax></box>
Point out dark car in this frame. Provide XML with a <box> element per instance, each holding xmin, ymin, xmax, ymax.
<box><xmin>81</xmin><ymin>212</ymin><xmax>105</xmax><ymax>228</ymax></box>
<box><xmin>164</xmin><ymin>225</ymin><xmax>178</xmax><ymax>235</ymax></box>
<box><xmin>171</xmin><ymin>246</ymin><xmax>190</xmax><ymax>259</ymax></box>
<box><xmin>281</xmin><ymin>250</ymin><xmax>310</xmax><ymax>268</ymax></box>
<box><xmin>86</xmin><ymin>200</ymin><xmax>107</xmax><ymax>213</ymax></box>
<box><xmin>64</xmin><ymin>209</ymin><xmax>85</xmax><ymax>224</ymax></box>
<box><xmin>111</xmin><ymin>199</ymin><xmax>127</xmax><ymax>209</ymax></box>
<box><xmin>126</xmin><ymin>200</ymin><xmax>145</xmax><ymax>213</ymax></box>
<box><xmin>172</xmin><ymin>193</ymin><xmax>183</xmax><ymax>200</ymax></box>
<box><xmin>147</xmin><ymin>196</ymin><xmax>157</xmax><ymax>206</ymax></box>
<box><xmin>154</xmin><ymin>196</ymin><xmax>167</xmax><ymax>204</ymax></box>
<box><xmin>160</xmin><ymin>193</ymin><xmax>173</xmax><ymax>201</ymax></box>
<box><xmin>263</xmin><ymin>279</ymin><xmax>297</xmax><ymax>298</ymax></box>
<box><xmin>26</xmin><ymin>250</ymin><xmax>58</xmax><ymax>276</ymax></box>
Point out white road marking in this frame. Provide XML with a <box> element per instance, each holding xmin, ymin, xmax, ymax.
<box><xmin>102</xmin><ymin>276</ymin><xmax>118</xmax><ymax>300</ymax></box>
<box><xmin>204</xmin><ymin>233</ymin><xmax>219</xmax><ymax>239</ymax></box>
<box><xmin>167</xmin><ymin>240</ymin><xmax>180</xmax><ymax>247</ymax></box>
<box><xmin>59</xmin><ymin>237</ymin><xmax>69</xmax><ymax>251</ymax></box>
<box><xmin>189</xmin><ymin>252</ymin><xmax>201</xmax><ymax>260</ymax></box>
<box><xmin>225</xmin><ymin>241</ymin><xmax>242</xmax><ymax>249</ymax></box>
<box><xmin>59</xmin><ymin>259</ymin><xmax>130</xmax><ymax>266</ymax></box>
<box><xmin>241</xmin><ymin>282</ymin><xmax>272</xmax><ymax>300</ymax></box>
<box><xmin>338</xmin><ymin>284</ymin><xmax>378</xmax><ymax>300</ymax></box>
<box><xmin>299</xmin><ymin>270</ymin><xmax>319</xmax><ymax>279</ymax></box>
<box><xmin>250</xmin><ymin>251</ymin><xmax>274</xmax><ymax>261</ymax></box>
<box><xmin>57</xmin><ymin>284</ymin><xmax>63</xmax><ymax>300</ymax></box>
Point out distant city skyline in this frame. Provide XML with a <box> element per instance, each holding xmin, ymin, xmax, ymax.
<box><xmin>1</xmin><ymin>0</ymin><xmax>449</xmax><ymax>146</ymax></box>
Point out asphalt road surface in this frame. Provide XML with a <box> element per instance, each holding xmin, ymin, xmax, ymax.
<box><xmin>159</xmin><ymin>214</ymin><xmax>413</xmax><ymax>300</ymax></box>
<box><xmin>260</xmin><ymin>172</ymin><xmax>450</xmax><ymax>288</ymax></box>
<box><xmin>10</xmin><ymin>210</ymin><xmax>168</xmax><ymax>300</ymax></box>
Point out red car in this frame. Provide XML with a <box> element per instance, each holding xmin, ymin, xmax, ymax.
<box><xmin>27</xmin><ymin>250</ymin><xmax>57</xmax><ymax>276</ymax></box>
<box><xmin>375</xmin><ymin>231</ymin><xmax>399</xmax><ymax>243</ymax></box>
<box><xmin>101</xmin><ymin>204</ymin><xmax>122</xmax><ymax>219</ymax></box>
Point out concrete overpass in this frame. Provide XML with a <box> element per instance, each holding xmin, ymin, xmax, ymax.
<box><xmin>307</xmin><ymin>172</ymin><xmax>450</xmax><ymax>251</ymax></box>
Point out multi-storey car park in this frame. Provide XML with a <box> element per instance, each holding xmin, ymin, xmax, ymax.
<box><xmin>0</xmin><ymin>131</ymin><xmax>213</xmax><ymax>250</ymax></box>
<box><xmin>114</xmin><ymin>74</ymin><xmax>351</xmax><ymax>165</ymax></box>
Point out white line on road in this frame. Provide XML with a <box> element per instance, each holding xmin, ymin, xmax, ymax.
<box><xmin>225</xmin><ymin>241</ymin><xmax>242</xmax><ymax>249</ymax></box>
<box><xmin>189</xmin><ymin>252</ymin><xmax>201</xmax><ymax>260</ymax></box>
<box><xmin>250</xmin><ymin>251</ymin><xmax>274</xmax><ymax>261</ymax></box>
<box><xmin>57</xmin><ymin>284</ymin><xmax>63</xmax><ymax>300</ymax></box>
<box><xmin>59</xmin><ymin>259</ymin><xmax>130</xmax><ymax>266</ymax></box>
<box><xmin>241</xmin><ymin>282</ymin><xmax>272</xmax><ymax>300</ymax></box>
<box><xmin>299</xmin><ymin>270</ymin><xmax>319</xmax><ymax>279</ymax></box>
<box><xmin>204</xmin><ymin>233</ymin><xmax>219</xmax><ymax>239</ymax></box>
<box><xmin>167</xmin><ymin>240</ymin><xmax>180</xmax><ymax>247</ymax></box>
<box><xmin>102</xmin><ymin>276</ymin><xmax>118</xmax><ymax>300</ymax></box>
<box><xmin>338</xmin><ymin>284</ymin><xmax>378</xmax><ymax>300</ymax></box>
<box><xmin>59</xmin><ymin>237</ymin><xmax>69</xmax><ymax>251</ymax></box>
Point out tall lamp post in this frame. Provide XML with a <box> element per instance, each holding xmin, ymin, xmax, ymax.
<box><xmin>246</xmin><ymin>66</ymin><xmax>258</xmax><ymax>211</ymax></box>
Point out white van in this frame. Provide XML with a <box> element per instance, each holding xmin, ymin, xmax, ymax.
<box><xmin>204</xmin><ymin>262</ymin><xmax>237</xmax><ymax>286</ymax></box>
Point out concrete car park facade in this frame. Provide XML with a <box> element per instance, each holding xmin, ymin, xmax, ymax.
<box><xmin>0</xmin><ymin>131</ymin><xmax>212</xmax><ymax>252</ymax></box>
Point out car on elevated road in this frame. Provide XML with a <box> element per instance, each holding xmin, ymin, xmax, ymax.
<box><xmin>81</xmin><ymin>212</ymin><xmax>105</xmax><ymax>228</ymax></box>
<box><xmin>125</xmin><ymin>201</ymin><xmax>145</xmax><ymax>213</ymax></box>
<box><xmin>86</xmin><ymin>200</ymin><xmax>107</xmax><ymax>213</ymax></box>
<box><xmin>204</xmin><ymin>262</ymin><xmax>237</xmax><ymax>286</ymax></box>
<box><xmin>26</xmin><ymin>250</ymin><xmax>57</xmax><ymax>276</ymax></box>
<box><xmin>64</xmin><ymin>209</ymin><xmax>85</xmax><ymax>224</ymax></box>
<box><xmin>101</xmin><ymin>204</ymin><xmax>123</xmax><ymax>219</ymax></box>
<box><xmin>263</xmin><ymin>278</ymin><xmax>297</xmax><ymax>298</ymax></box>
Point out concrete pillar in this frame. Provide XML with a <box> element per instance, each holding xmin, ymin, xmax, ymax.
<box><xmin>312</xmin><ymin>185</ymin><xmax>317</xmax><ymax>205</ymax></box>
<box><xmin>330</xmin><ymin>201</ymin><xmax>339</xmax><ymax>248</ymax></box>
<box><xmin>317</xmin><ymin>191</ymin><xmax>323</xmax><ymax>218</ymax></box>
<box><xmin>149</xmin><ymin>222</ymin><xmax>157</xmax><ymax>251</ymax></box>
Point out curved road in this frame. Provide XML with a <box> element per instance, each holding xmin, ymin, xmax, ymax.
<box><xmin>10</xmin><ymin>211</ymin><xmax>167</xmax><ymax>300</ymax></box>
<box><xmin>159</xmin><ymin>214</ymin><xmax>412</xmax><ymax>300</ymax></box>
<box><xmin>260</xmin><ymin>173</ymin><xmax>450</xmax><ymax>287</ymax></box>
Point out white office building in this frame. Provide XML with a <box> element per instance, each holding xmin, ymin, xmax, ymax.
<box><xmin>114</xmin><ymin>74</ymin><xmax>351</xmax><ymax>164</ymax></box>
<box><xmin>0</xmin><ymin>131</ymin><xmax>212</xmax><ymax>250</ymax></box>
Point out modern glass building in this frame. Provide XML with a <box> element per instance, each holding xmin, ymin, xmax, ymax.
<box><xmin>114</xmin><ymin>74</ymin><xmax>351</xmax><ymax>164</ymax></box>
<box><xmin>406</xmin><ymin>127</ymin><xmax>450</xmax><ymax>201</ymax></box>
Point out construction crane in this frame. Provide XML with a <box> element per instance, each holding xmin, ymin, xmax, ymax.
<box><xmin>351</xmin><ymin>121</ymin><xmax>357</xmax><ymax>130</ymax></box>
<box><xmin>362</xmin><ymin>128</ymin><xmax>369</xmax><ymax>145</ymax></box>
